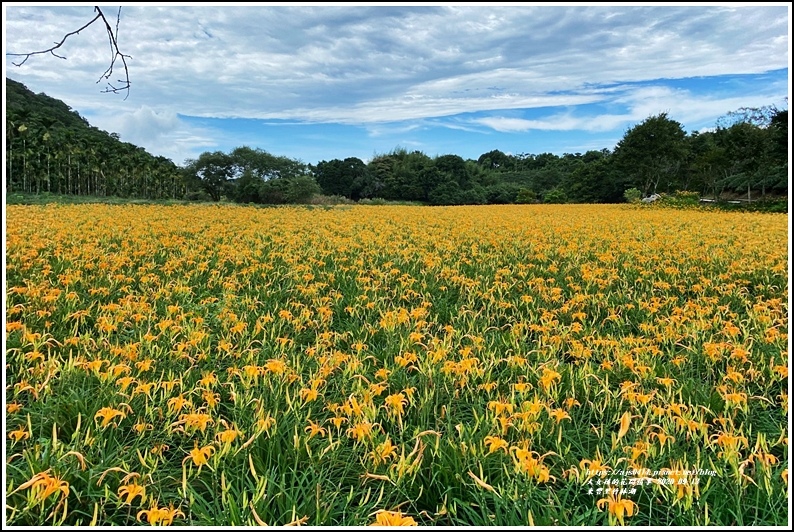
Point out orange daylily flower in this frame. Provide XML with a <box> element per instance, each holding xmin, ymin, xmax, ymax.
<box><xmin>137</xmin><ymin>502</ymin><xmax>185</xmax><ymax>526</ymax></box>
<box><xmin>118</xmin><ymin>482</ymin><xmax>146</xmax><ymax>505</ymax></box>
<box><xmin>370</xmin><ymin>510</ymin><xmax>417</xmax><ymax>526</ymax></box>
<box><xmin>597</xmin><ymin>491</ymin><xmax>637</xmax><ymax>525</ymax></box>
<box><xmin>483</xmin><ymin>435</ymin><xmax>509</xmax><ymax>455</ymax></box>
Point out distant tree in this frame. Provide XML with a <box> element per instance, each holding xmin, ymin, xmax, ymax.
<box><xmin>613</xmin><ymin>113</ymin><xmax>688</xmax><ymax>197</ymax></box>
<box><xmin>314</xmin><ymin>157</ymin><xmax>368</xmax><ymax>198</ymax></box>
<box><xmin>233</xmin><ymin>169</ymin><xmax>262</xmax><ymax>203</ymax></box>
<box><xmin>428</xmin><ymin>180</ymin><xmax>463</xmax><ymax>205</ymax></box>
<box><xmin>715</xmin><ymin>104</ymin><xmax>781</xmax><ymax>129</ymax></box>
<box><xmin>230</xmin><ymin>146</ymin><xmax>307</xmax><ymax>181</ymax></box>
<box><xmin>519</xmin><ymin>152</ymin><xmax>559</xmax><ymax>172</ymax></box>
<box><xmin>459</xmin><ymin>186</ymin><xmax>486</xmax><ymax>205</ymax></box>
<box><xmin>483</xmin><ymin>182</ymin><xmax>521</xmax><ymax>204</ymax></box>
<box><xmin>285</xmin><ymin>175</ymin><xmax>322</xmax><ymax>203</ymax></box>
<box><xmin>765</xmin><ymin>108</ymin><xmax>789</xmax><ymax>195</ymax></box>
<box><xmin>477</xmin><ymin>149</ymin><xmax>513</xmax><ymax>171</ymax></box>
<box><xmin>178</xmin><ymin>144</ymin><xmax>318</xmax><ymax>205</ymax></box>
<box><xmin>434</xmin><ymin>154</ymin><xmax>470</xmax><ymax>189</ymax></box>
<box><xmin>768</xmin><ymin>108</ymin><xmax>788</xmax><ymax>161</ymax></box>
<box><xmin>623</xmin><ymin>188</ymin><xmax>642</xmax><ymax>204</ymax></box>
<box><xmin>543</xmin><ymin>187</ymin><xmax>568</xmax><ymax>204</ymax></box>
<box><xmin>351</xmin><ymin>169</ymin><xmax>383</xmax><ymax>200</ymax></box>
<box><xmin>259</xmin><ymin>177</ymin><xmax>290</xmax><ymax>204</ymax></box>
<box><xmin>565</xmin><ymin>155</ymin><xmax>622</xmax><ymax>203</ymax></box>
<box><xmin>515</xmin><ymin>187</ymin><xmax>537</xmax><ymax>204</ymax></box>
<box><xmin>714</xmin><ymin>121</ymin><xmax>769</xmax><ymax>199</ymax></box>
<box><xmin>366</xmin><ymin>154</ymin><xmax>395</xmax><ymax>199</ymax></box>
<box><xmin>183</xmin><ymin>151</ymin><xmax>234</xmax><ymax>201</ymax></box>
<box><xmin>688</xmin><ymin>104</ymin><xmax>789</xmax><ymax>199</ymax></box>
<box><xmin>684</xmin><ymin>130</ymin><xmax>727</xmax><ymax>198</ymax></box>
<box><xmin>380</xmin><ymin>149</ymin><xmax>433</xmax><ymax>201</ymax></box>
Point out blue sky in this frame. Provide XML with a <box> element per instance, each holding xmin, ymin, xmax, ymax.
<box><xmin>3</xmin><ymin>4</ymin><xmax>791</xmax><ymax>167</ymax></box>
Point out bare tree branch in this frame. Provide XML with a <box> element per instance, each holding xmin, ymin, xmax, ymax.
<box><xmin>6</xmin><ymin>6</ymin><xmax>132</xmax><ymax>99</ymax></box>
<box><xmin>96</xmin><ymin>7</ymin><xmax>132</xmax><ymax>98</ymax></box>
<box><xmin>7</xmin><ymin>12</ymin><xmax>101</xmax><ymax>65</ymax></box>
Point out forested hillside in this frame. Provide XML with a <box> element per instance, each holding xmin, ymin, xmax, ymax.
<box><xmin>5</xmin><ymin>78</ymin><xmax>184</xmax><ymax>199</ymax></box>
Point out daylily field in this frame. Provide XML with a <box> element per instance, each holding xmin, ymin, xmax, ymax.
<box><xmin>4</xmin><ymin>203</ymin><xmax>789</xmax><ymax>526</ymax></box>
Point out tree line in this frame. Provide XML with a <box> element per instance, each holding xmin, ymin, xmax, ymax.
<box><xmin>193</xmin><ymin>107</ymin><xmax>787</xmax><ymax>206</ymax></box>
<box><xmin>5</xmin><ymin>77</ymin><xmax>788</xmax><ymax>205</ymax></box>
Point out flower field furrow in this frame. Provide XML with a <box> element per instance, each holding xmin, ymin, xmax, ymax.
<box><xmin>5</xmin><ymin>203</ymin><xmax>788</xmax><ymax>526</ymax></box>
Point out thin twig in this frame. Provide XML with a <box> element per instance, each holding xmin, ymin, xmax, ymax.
<box><xmin>95</xmin><ymin>6</ymin><xmax>132</xmax><ymax>99</ymax></box>
<box><xmin>6</xmin><ymin>6</ymin><xmax>132</xmax><ymax>99</ymax></box>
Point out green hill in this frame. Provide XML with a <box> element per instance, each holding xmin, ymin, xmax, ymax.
<box><xmin>5</xmin><ymin>77</ymin><xmax>184</xmax><ymax>199</ymax></box>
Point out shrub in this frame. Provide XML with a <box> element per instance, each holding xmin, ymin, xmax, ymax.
<box><xmin>516</xmin><ymin>187</ymin><xmax>537</xmax><ymax>204</ymax></box>
<box><xmin>184</xmin><ymin>190</ymin><xmax>212</xmax><ymax>202</ymax></box>
<box><xmin>623</xmin><ymin>188</ymin><xmax>642</xmax><ymax>204</ymax></box>
<box><xmin>309</xmin><ymin>195</ymin><xmax>356</xmax><ymax>206</ymax></box>
<box><xmin>663</xmin><ymin>190</ymin><xmax>700</xmax><ymax>207</ymax></box>
<box><xmin>543</xmin><ymin>187</ymin><xmax>568</xmax><ymax>204</ymax></box>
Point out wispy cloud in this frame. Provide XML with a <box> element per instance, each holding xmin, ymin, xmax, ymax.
<box><xmin>4</xmin><ymin>4</ymin><xmax>789</xmax><ymax>163</ymax></box>
<box><xmin>470</xmin><ymin>81</ymin><xmax>789</xmax><ymax>135</ymax></box>
<box><xmin>87</xmin><ymin>106</ymin><xmax>219</xmax><ymax>165</ymax></box>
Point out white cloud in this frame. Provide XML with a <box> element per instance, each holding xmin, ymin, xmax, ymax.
<box><xmin>470</xmin><ymin>81</ymin><xmax>789</xmax><ymax>136</ymax></box>
<box><xmin>611</xmin><ymin>84</ymin><xmax>789</xmax><ymax>129</ymax></box>
<box><xmin>472</xmin><ymin>112</ymin><xmax>633</xmax><ymax>133</ymax></box>
<box><xmin>6</xmin><ymin>6</ymin><xmax>788</xmax><ymax>118</ymax></box>
<box><xmin>88</xmin><ymin>106</ymin><xmax>218</xmax><ymax>165</ymax></box>
<box><xmin>4</xmin><ymin>4</ymin><xmax>789</xmax><ymax>162</ymax></box>
<box><xmin>472</xmin><ymin>117</ymin><xmax>542</xmax><ymax>133</ymax></box>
